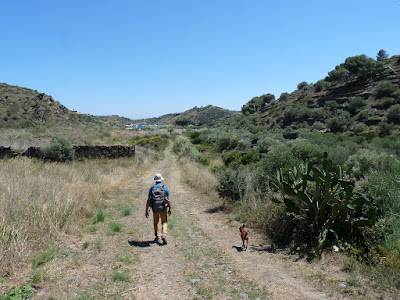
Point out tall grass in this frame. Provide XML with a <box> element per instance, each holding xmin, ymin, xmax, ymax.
<box><xmin>0</xmin><ymin>155</ymin><xmax>145</xmax><ymax>277</ymax></box>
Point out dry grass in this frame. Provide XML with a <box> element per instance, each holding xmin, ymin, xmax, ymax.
<box><xmin>0</xmin><ymin>154</ymin><xmax>149</xmax><ymax>285</ymax></box>
<box><xmin>0</xmin><ymin>126</ymin><xmax>173</xmax><ymax>151</ymax></box>
<box><xmin>178</xmin><ymin>157</ymin><xmax>218</xmax><ymax>197</ymax></box>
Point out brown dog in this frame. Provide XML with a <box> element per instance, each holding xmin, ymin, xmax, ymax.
<box><xmin>239</xmin><ymin>224</ymin><xmax>249</xmax><ymax>250</ymax></box>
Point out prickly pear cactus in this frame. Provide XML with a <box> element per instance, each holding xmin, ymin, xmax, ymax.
<box><xmin>273</xmin><ymin>152</ymin><xmax>376</xmax><ymax>256</ymax></box>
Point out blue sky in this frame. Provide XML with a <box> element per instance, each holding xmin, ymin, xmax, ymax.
<box><xmin>1</xmin><ymin>1</ymin><xmax>399</xmax><ymax>119</ymax></box>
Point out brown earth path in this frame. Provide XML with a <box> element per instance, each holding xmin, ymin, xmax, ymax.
<box><xmin>32</xmin><ymin>149</ymin><xmax>343</xmax><ymax>299</ymax></box>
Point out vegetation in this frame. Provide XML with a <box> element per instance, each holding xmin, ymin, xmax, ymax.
<box><xmin>41</xmin><ymin>136</ymin><xmax>75</xmax><ymax>162</ymax></box>
<box><xmin>1</xmin><ymin>51</ymin><xmax>400</xmax><ymax>297</ymax></box>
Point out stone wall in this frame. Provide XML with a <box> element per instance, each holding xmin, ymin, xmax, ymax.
<box><xmin>0</xmin><ymin>145</ymin><xmax>135</xmax><ymax>160</ymax></box>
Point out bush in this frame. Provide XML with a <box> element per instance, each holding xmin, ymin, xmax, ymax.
<box><xmin>133</xmin><ymin>135</ymin><xmax>169</xmax><ymax>151</ymax></box>
<box><xmin>324</xmin><ymin>100</ymin><xmax>337</xmax><ymax>111</ymax></box>
<box><xmin>283</xmin><ymin>106</ymin><xmax>311</xmax><ymax>122</ymax></box>
<box><xmin>343</xmin><ymin>54</ymin><xmax>377</xmax><ymax>79</ymax></box>
<box><xmin>41</xmin><ymin>136</ymin><xmax>75</xmax><ymax>162</ymax></box>
<box><xmin>291</xmin><ymin>140</ymin><xmax>325</xmax><ymax>164</ymax></box>
<box><xmin>297</xmin><ymin>81</ymin><xmax>309</xmax><ymax>90</ymax></box>
<box><xmin>259</xmin><ymin>144</ymin><xmax>299</xmax><ymax>179</ymax></box>
<box><xmin>327</xmin><ymin>66</ymin><xmax>350</xmax><ymax>82</ymax></box>
<box><xmin>326</xmin><ymin>110</ymin><xmax>350</xmax><ymax>132</ymax></box>
<box><xmin>278</xmin><ymin>92</ymin><xmax>290</xmax><ymax>102</ymax></box>
<box><xmin>242</xmin><ymin>94</ymin><xmax>275</xmax><ymax>114</ymax></box>
<box><xmin>345</xmin><ymin>149</ymin><xmax>400</xmax><ymax>178</ymax></box>
<box><xmin>217</xmin><ymin>168</ymin><xmax>251</xmax><ymax>202</ymax></box>
<box><xmin>311</xmin><ymin>107</ymin><xmax>328</xmax><ymax>119</ymax></box>
<box><xmin>352</xmin><ymin>122</ymin><xmax>367</xmax><ymax>134</ymax></box>
<box><xmin>314</xmin><ymin>80</ymin><xmax>327</xmax><ymax>92</ymax></box>
<box><xmin>348</xmin><ymin>97</ymin><xmax>366</xmax><ymax>113</ymax></box>
<box><xmin>375</xmin><ymin>81</ymin><xmax>397</xmax><ymax>99</ymax></box>
<box><xmin>175</xmin><ymin>116</ymin><xmax>194</xmax><ymax>126</ymax></box>
<box><xmin>378</xmin><ymin>121</ymin><xmax>394</xmax><ymax>136</ymax></box>
<box><xmin>256</xmin><ymin>136</ymin><xmax>283</xmax><ymax>153</ymax></box>
<box><xmin>387</xmin><ymin>104</ymin><xmax>400</xmax><ymax>124</ymax></box>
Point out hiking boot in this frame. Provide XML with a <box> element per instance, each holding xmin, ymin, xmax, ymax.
<box><xmin>162</xmin><ymin>237</ymin><xmax>167</xmax><ymax>245</ymax></box>
<box><xmin>154</xmin><ymin>237</ymin><xmax>160</xmax><ymax>243</ymax></box>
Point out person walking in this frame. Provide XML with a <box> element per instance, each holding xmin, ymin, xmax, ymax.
<box><xmin>145</xmin><ymin>173</ymin><xmax>171</xmax><ymax>245</ymax></box>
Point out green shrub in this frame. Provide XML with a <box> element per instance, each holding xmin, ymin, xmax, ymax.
<box><xmin>378</xmin><ymin>121</ymin><xmax>394</xmax><ymax>136</ymax></box>
<box><xmin>377</xmin><ymin>97</ymin><xmax>397</xmax><ymax>109</ymax></box>
<box><xmin>241</xmin><ymin>94</ymin><xmax>275</xmax><ymax>114</ymax></box>
<box><xmin>92</xmin><ymin>209</ymin><xmax>105</xmax><ymax>224</ymax></box>
<box><xmin>283</xmin><ymin>106</ymin><xmax>311</xmax><ymax>122</ymax></box>
<box><xmin>259</xmin><ymin>144</ymin><xmax>299</xmax><ymax>179</ymax></box>
<box><xmin>133</xmin><ymin>135</ymin><xmax>169</xmax><ymax>151</ymax></box>
<box><xmin>326</xmin><ymin>110</ymin><xmax>350</xmax><ymax>132</ymax></box>
<box><xmin>175</xmin><ymin>116</ymin><xmax>194</xmax><ymax>126</ymax></box>
<box><xmin>256</xmin><ymin>136</ymin><xmax>283</xmax><ymax>153</ymax></box>
<box><xmin>273</xmin><ymin>153</ymin><xmax>376</xmax><ymax>257</ymax></box>
<box><xmin>121</xmin><ymin>207</ymin><xmax>132</xmax><ymax>216</ymax></box>
<box><xmin>375</xmin><ymin>81</ymin><xmax>397</xmax><ymax>99</ymax></box>
<box><xmin>387</xmin><ymin>104</ymin><xmax>400</xmax><ymax>123</ymax></box>
<box><xmin>217</xmin><ymin>167</ymin><xmax>250</xmax><ymax>202</ymax></box>
<box><xmin>345</xmin><ymin>149</ymin><xmax>400</xmax><ymax>178</ymax></box>
<box><xmin>278</xmin><ymin>92</ymin><xmax>290</xmax><ymax>102</ymax></box>
<box><xmin>41</xmin><ymin>136</ymin><xmax>75</xmax><ymax>162</ymax></box>
<box><xmin>343</xmin><ymin>54</ymin><xmax>377</xmax><ymax>79</ymax></box>
<box><xmin>297</xmin><ymin>81</ymin><xmax>309</xmax><ymax>90</ymax></box>
<box><xmin>112</xmin><ymin>270</ymin><xmax>131</xmax><ymax>282</ymax></box>
<box><xmin>327</xmin><ymin>66</ymin><xmax>350</xmax><ymax>82</ymax></box>
<box><xmin>324</xmin><ymin>100</ymin><xmax>337</xmax><ymax>111</ymax></box>
<box><xmin>368</xmin><ymin>136</ymin><xmax>400</xmax><ymax>156</ymax></box>
<box><xmin>109</xmin><ymin>222</ymin><xmax>123</xmax><ymax>233</ymax></box>
<box><xmin>0</xmin><ymin>285</ymin><xmax>34</xmax><ymax>299</ymax></box>
<box><xmin>291</xmin><ymin>141</ymin><xmax>325</xmax><ymax>164</ymax></box>
<box><xmin>314</xmin><ymin>80</ymin><xmax>327</xmax><ymax>92</ymax></box>
<box><xmin>33</xmin><ymin>248</ymin><xmax>56</xmax><ymax>268</ymax></box>
<box><xmin>352</xmin><ymin>122</ymin><xmax>367</xmax><ymax>134</ymax></box>
<box><xmin>348</xmin><ymin>97</ymin><xmax>366</xmax><ymax>113</ymax></box>
<box><xmin>311</xmin><ymin>107</ymin><xmax>328</xmax><ymax>119</ymax></box>
<box><xmin>312</xmin><ymin>121</ymin><xmax>325</xmax><ymax>130</ymax></box>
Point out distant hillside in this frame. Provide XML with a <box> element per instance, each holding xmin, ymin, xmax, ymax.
<box><xmin>0</xmin><ymin>83</ymin><xmax>136</xmax><ymax>128</ymax></box>
<box><xmin>0</xmin><ymin>83</ymin><xmax>84</xmax><ymax>127</ymax></box>
<box><xmin>134</xmin><ymin>105</ymin><xmax>240</xmax><ymax>125</ymax></box>
<box><xmin>241</xmin><ymin>54</ymin><xmax>400</xmax><ymax>136</ymax></box>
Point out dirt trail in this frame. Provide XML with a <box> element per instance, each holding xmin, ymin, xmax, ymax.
<box><xmin>33</xmin><ymin>150</ymin><xmax>337</xmax><ymax>299</ymax></box>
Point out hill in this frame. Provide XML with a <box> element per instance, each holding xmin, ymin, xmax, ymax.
<box><xmin>241</xmin><ymin>54</ymin><xmax>400</xmax><ymax>136</ymax></box>
<box><xmin>133</xmin><ymin>105</ymin><xmax>239</xmax><ymax>125</ymax></box>
<box><xmin>0</xmin><ymin>83</ymin><xmax>86</xmax><ymax>127</ymax></box>
<box><xmin>0</xmin><ymin>83</ymin><xmax>137</xmax><ymax>128</ymax></box>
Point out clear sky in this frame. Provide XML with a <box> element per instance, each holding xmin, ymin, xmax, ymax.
<box><xmin>1</xmin><ymin>1</ymin><xmax>399</xmax><ymax>119</ymax></box>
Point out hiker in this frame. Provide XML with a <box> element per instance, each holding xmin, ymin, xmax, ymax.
<box><xmin>145</xmin><ymin>173</ymin><xmax>171</xmax><ymax>245</ymax></box>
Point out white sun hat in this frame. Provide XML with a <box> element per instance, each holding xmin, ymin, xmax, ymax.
<box><xmin>153</xmin><ymin>173</ymin><xmax>164</xmax><ymax>182</ymax></box>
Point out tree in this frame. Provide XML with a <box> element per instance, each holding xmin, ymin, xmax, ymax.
<box><xmin>279</xmin><ymin>92</ymin><xmax>290</xmax><ymax>102</ymax></box>
<box><xmin>376</xmin><ymin>49</ymin><xmax>389</xmax><ymax>61</ymax></box>
<box><xmin>175</xmin><ymin>116</ymin><xmax>193</xmax><ymax>126</ymax></box>
<box><xmin>297</xmin><ymin>81</ymin><xmax>309</xmax><ymax>90</ymax></box>
<box><xmin>241</xmin><ymin>93</ymin><xmax>275</xmax><ymax>114</ymax></box>
<box><xmin>343</xmin><ymin>55</ymin><xmax>377</xmax><ymax>79</ymax></box>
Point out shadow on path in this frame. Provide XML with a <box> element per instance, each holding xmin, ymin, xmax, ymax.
<box><xmin>232</xmin><ymin>245</ymin><xmax>245</xmax><ymax>252</ymax></box>
<box><xmin>128</xmin><ymin>240</ymin><xmax>158</xmax><ymax>247</ymax></box>
<box><xmin>204</xmin><ymin>205</ymin><xmax>224</xmax><ymax>214</ymax></box>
